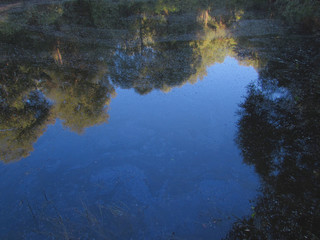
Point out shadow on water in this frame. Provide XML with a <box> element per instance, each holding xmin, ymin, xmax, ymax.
<box><xmin>0</xmin><ymin>0</ymin><xmax>319</xmax><ymax>239</ymax></box>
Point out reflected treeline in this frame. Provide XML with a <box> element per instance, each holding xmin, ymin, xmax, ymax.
<box><xmin>0</xmin><ymin>57</ymin><xmax>116</xmax><ymax>162</ymax></box>
<box><xmin>0</xmin><ymin>61</ymin><xmax>53</xmax><ymax>163</ymax></box>
<box><xmin>0</xmin><ymin>0</ymin><xmax>262</xmax><ymax>162</ymax></box>
<box><xmin>225</xmin><ymin>37</ymin><xmax>320</xmax><ymax>239</ymax></box>
<box><xmin>1</xmin><ymin>1</ymin><xmax>320</xmax><ymax>238</ymax></box>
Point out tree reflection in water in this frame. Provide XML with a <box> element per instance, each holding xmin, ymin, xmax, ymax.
<box><xmin>0</xmin><ymin>0</ymin><xmax>259</xmax><ymax>162</ymax></box>
<box><xmin>226</xmin><ymin>37</ymin><xmax>320</xmax><ymax>240</ymax></box>
<box><xmin>0</xmin><ymin>0</ymin><xmax>319</xmax><ymax>239</ymax></box>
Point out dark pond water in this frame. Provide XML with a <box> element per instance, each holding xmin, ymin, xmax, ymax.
<box><xmin>0</xmin><ymin>1</ymin><xmax>319</xmax><ymax>239</ymax></box>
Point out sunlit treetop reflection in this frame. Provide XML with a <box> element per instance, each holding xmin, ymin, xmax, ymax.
<box><xmin>0</xmin><ymin>62</ymin><xmax>54</xmax><ymax>163</ymax></box>
<box><xmin>0</xmin><ymin>0</ymin><xmax>288</xmax><ymax>163</ymax></box>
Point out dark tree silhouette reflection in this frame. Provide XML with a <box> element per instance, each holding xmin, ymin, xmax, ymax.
<box><xmin>1</xmin><ymin>1</ymin><xmax>319</xmax><ymax>239</ymax></box>
<box><xmin>225</xmin><ymin>37</ymin><xmax>320</xmax><ymax>240</ymax></box>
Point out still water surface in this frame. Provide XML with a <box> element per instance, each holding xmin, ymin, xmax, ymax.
<box><xmin>0</xmin><ymin>58</ymin><xmax>259</xmax><ymax>239</ymax></box>
<box><xmin>0</xmin><ymin>0</ymin><xmax>319</xmax><ymax>239</ymax></box>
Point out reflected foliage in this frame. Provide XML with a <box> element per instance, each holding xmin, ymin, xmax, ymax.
<box><xmin>44</xmin><ymin>64</ymin><xmax>115</xmax><ymax>134</ymax></box>
<box><xmin>225</xmin><ymin>37</ymin><xmax>320</xmax><ymax>239</ymax></box>
<box><xmin>1</xmin><ymin>0</ymin><xmax>320</xmax><ymax>239</ymax></box>
<box><xmin>0</xmin><ymin>61</ymin><xmax>53</xmax><ymax>162</ymax></box>
<box><xmin>1</xmin><ymin>0</ymin><xmax>258</xmax><ymax>162</ymax></box>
